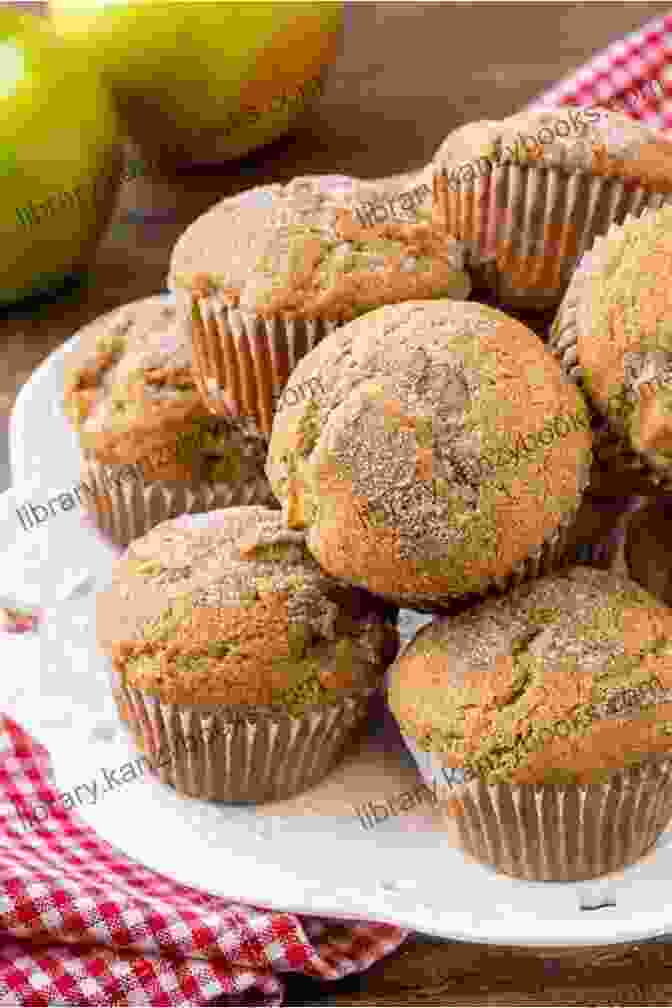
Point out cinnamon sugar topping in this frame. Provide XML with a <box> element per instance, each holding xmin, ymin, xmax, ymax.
<box><xmin>100</xmin><ymin>507</ymin><xmax>397</xmax><ymax>711</ymax></box>
<box><xmin>388</xmin><ymin>567</ymin><xmax>672</xmax><ymax>784</ymax></box>
<box><xmin>578</xmin><ymin>208</ymin><xmax>672</xmax><ymax>470</ymax></box>
<box><xmin>267</xmin><ymin>300</ymin><xmax>591</xmax><ymax>607</ymax></box>
<box><xmin>63</xmin><ymin>299</ymin><xmax>271</xmax><ymax>488</ymax></box>
<box><xmin>195</xmin><ymin>177</ymin><xmax>470</xmax><ymax>323</ymax></box>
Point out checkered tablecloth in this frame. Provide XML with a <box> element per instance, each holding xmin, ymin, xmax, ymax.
<box><xmin>0</xmin><ymin>716</ymin><xmax>405</xmax><ymax>1006</ymax></box>
<box><xmin>527</xmin><ymin>9</ymin><xmax>672</xmax><ymax>127</ymax></box>
<box><xmin>2</xmin><ymin>11</ymin><xmax>672</xmax><ymax>1005</ymax></box>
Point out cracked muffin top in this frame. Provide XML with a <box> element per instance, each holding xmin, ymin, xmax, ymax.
<box><xmin>97</xmin><ymin>507</ymin><xmax>398</xmax><ymax>712</ymax></box>
<box><xmin>169</xmin><ymin>173</ymin><xmax>471</xmax><ymax>323</ymax></box>
<box><xmin>266</xmin><ymin>300</ymin><xmax>593</xmax><ymax>609</ymax></box>
<box><xmin>63</xmin><ymin>297</ymin><xmax>269</xmax><ymax>486</ymax></box>
<box><xmin>388</xmin><ymin>566</ymin><xmax>672</xmax><ymax>786</ymax></box>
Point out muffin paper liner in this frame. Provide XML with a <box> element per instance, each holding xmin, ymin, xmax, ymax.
<box><xmin>549</xmin><ymin>219</ymin><xmax>672</xmax><ymax>494</ymax></box>
<box><xmin>79</xmin><ymin>457</ymin><xmax>277</xmax><ymax>549</ymax></box>
<box><xmin>191</xmin><ymin>293</ymin><xmax>337</xmax><ymax>436</ymax></box>
<box><xmin>400</xmin><ymin>739</ymin><xmax>672</xmax><ymax>881</ymax></box>
<box><xmin>112</xmin><ymin>678</ymin><xmax>374</xmax><ymax>803</ymax></box>
<box><xmin>434</xmin><ymin>160</ymin><xmax>672</xmax><ymax>310</ymax></box>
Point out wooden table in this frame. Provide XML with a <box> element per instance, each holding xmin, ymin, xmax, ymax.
<box><xmin>4</xmin><ymin>3</ymin><xmax>672</xmax><ymax>1003</ymax></box>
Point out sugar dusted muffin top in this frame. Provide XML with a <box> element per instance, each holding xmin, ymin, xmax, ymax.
<box><xmin>389</xmin><ymin>567</ymin><xmax>672</xmax><ymax>785</ymax></box>
<box><xmin>97</xmin><ymin>507</ymin><xmax>398</xmax><ymax>712</ymax></box>
<box><xmin>64</xmin><ymin>298</ymin><xmax>193</xmax><ymax>433</ymax></box>
<box><xmin>63</xmin><ymin>297</ymin><xmax>269</xmax><ymax>485</ymax></box>
<box><xmin>266</xmin><ymin>300</ymin><xmax>593</xmax><ymax>608</ymax></box>
<box><xmin>434</xmin><ymin>106</ymin><xmax>672</xmax><ymax>188</ymax></box>
<box><xmin>574</xmin><ymin>207</ymin><xmax>672</xmax><ymax>467</ymax></box>
<box><xmin>170</xmin><ymin>174</ymin><xmax>471</xmax><ymax>323</ymax></box>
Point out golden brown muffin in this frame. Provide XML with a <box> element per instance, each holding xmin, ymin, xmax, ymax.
<box><xmin>550</xmin><ymin>206</ymin><xmax>672</xmax><ymax>493</ymax></box>
<box><xmin>63</xmin><ymin>296</ymin><xmax>276</xmax><ymax>546</ymax></box>
<box><xmin>266</xmin><ymin>299</ymin><xmax>593</xmax><ymax>609</ymax></box>
<box><xmin>98</xmin><ymin>506</ymin><xmax>398</xmax><ymax>802</ymax></box>
<box><xmin>433</xmin><ymin>107</ymin><xmax>672</xmax><ymax>309</ymax></box>
<box><xmin>388</xmin><ymin>566</ymin><xmax>672</xmax><ymax>880</ymax></box>
<box><xmin>169</xmin><ymin>173</ymin><xmax>470</xmax><ymax>436</ymax></box>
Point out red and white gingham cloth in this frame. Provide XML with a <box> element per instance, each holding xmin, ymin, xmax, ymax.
<box><xmin>527</xmin><ymin>9</ymin><xmax>672</xmax><ymax>128</ymax></box>
<box><xmin>0</xmin><ymin>716</ymin><xmax>405</xmax><ymax>1005</ymax></box>
<box><xmin>3</xmin><ymin>13</ymin><xmax>672</xmax><ymax>1006</ymax></box>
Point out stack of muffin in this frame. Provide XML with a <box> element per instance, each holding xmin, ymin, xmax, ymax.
<box><xmin>66</xmin><ymin>106</ymin><xmax>672</xmax><ymax>881</ymax></box>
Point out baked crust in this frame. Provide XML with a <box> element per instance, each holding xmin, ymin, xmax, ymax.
<box><xmin>97</xmin><ymin>506</ymin><xmax>398</xmax><ymax>709</ymax></box>
<box><xmin>267</xmin><ymin>300</ymin><xmax>592</xmax><ymax>607</ymax></box>
<box><xmin>388</xmin><ymin>566</ymin><xmax>672</xmax><ymax>784</ymax></box>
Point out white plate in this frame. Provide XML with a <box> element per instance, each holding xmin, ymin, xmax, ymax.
<box><xmin>9</xmin><ymin>293</ymin><xmax>672</xmax><ymax>948</ymax></box>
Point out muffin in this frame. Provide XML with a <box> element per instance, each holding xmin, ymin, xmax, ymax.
<box><xmin>550</xmin><ymin>206</ymin><xmax>672</xmax><ymax>494</ymax></box>
<box><xmin>433</xmin><ymin>106</ymin><xmax>672</xmax><ymax>310</ymax></box>
<box><xmin>97</xmin><ymin>506</ymin><xmax>398</xmax><ymax>802</ymax></box>
<box><xmin>388</xmin><ymin>566</ymin><xmax>672</xmax><ymax>881</ymax></box>
<box><xmin>169</xmin><ymin>172</ymin><xmax>471</xmax><ymax>436</ymax></box>
<box><xmin>266</xmin><ymin>299</ymin><xmax>593</xmax><ymax>610</ymax></box>
<box><xmin>63</xmin><ymin>296</ymin><xmax>277</xmax><ymax>548</ymax></box>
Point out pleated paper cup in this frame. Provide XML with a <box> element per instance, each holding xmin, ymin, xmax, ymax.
<box><xmin>549</xmin><ymin>221</ymin><xmax>672</xmax><ymax>495</ymax></box>
<box><xmin>434</xmin><ymin>162</ymin><xmax>672</xmax><ymax>311</ymax></box>
<box><xmin>79</xmin><ymin>456</ymin><xmax>277</xmax><ymax>549</ymax></box>
<box><xmin>403</xmin><ymin>743</ymin><xmax>672</xmax><ymax>881</ymax></box>
<box><xmin>190</xmin><ymin>290</ymin><xmax>337</xmax><ymax>436</ymax></box>
<box><xmin>111</xmin><ymin>675</ymin><xmax>374</xmax><ymax>804</ymax></box>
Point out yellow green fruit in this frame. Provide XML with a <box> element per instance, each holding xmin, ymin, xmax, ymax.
<box><xmin>0</xmin><ymin>9</ymin><xmax>122</xmax><ymax>306</ymax></box>
<box><xmin>48</xmin><ymin>0</ymin><xmax>344</xmax><ymax>166</ymax></box>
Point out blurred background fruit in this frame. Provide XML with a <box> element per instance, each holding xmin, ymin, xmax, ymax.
<box><xmin>48</xmin><ymin>0</ymin><xmax>344</xmax><ymax>169</ymax></box>
<box><xmin>0</xmin><ymin>8</ymin><xmax>122</xmax><ymax>308</ymax></box>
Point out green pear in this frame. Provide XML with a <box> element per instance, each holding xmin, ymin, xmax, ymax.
<box><xmin>0</xmin><ymin>9</ymin><xmax>122</xmax><ymax>306</ymax></box>
<box><xmin>48</xmin><ymin>0</ymin><xmax>343</xmax><ymax>167</ymax></box>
